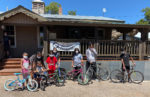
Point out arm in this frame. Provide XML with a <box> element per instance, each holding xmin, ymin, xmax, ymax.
<box><xmin>130</xmin><ymin>57</ymin><xmax>135</xmax><ymax>66</ymax></box>
<box><xmin>72</xmin><ymin>60</ymin><xmax>74</xmax><ymax>67</ymax></box>
<box><xmin>92</xmin><ymin>48</ymin><xmax>97</xmax><ymax>56</ymax></box>
<box><xmin>86</xmin><ymin>50</ymin><xmax>89</xmax><ymax>61</ymax></box>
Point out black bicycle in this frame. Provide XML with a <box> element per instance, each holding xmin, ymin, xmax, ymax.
<box><xmin>86</xmin><ymin>63</ymin><xmax>110</xmax><ymax>82</ymax></box>
<box><xmin>40</xmin><ymin>68</ymin><xmax>66</xmax><ymax>91</ymax></box>
<box><xmin>110</xmin><ymin>65</ymin><xmax>144</xmax><ymax>84</ymax></box>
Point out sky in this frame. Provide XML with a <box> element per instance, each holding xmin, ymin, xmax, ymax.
<box><xmin>0</xmin><ymin>0</ymin><xmax>150</xmax><ymax>24</ymax></box>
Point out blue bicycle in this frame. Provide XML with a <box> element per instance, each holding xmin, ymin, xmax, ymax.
<box><xmin>4</xmin><ymin>73</ymin><xmax>38</xmax><ymax>92</ymax></box>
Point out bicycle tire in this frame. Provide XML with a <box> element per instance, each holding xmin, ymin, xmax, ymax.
<box><xmin>97</xmin><ymin>67</ymin><xmax>110</xmax><ymax>81</ymax></box>
<box><xmin>110</xmin><ymin>69</ymin><xmax>124</xmax><ymax>83</ymax></box>
<box><xmin>40</xmin><ymin>79</ymin><xmax>46</xmax><ymax>91</ymax></box>
<box><xmin>27</xmin><ymin>79</ymin><xmax>38</xmax><ymax>92</ymax></box>
<box><xmin>4</xmin><ymin>79</ymin><xmax>16</xmax><ymax>91</ymax></box>
<box><xmin>78</xmin><ymin>73</ymin><xmax>89</xmax><ymax>85</ymax></box>
<box><xmin>130</xmin><ymin>71</ymin><xmax>144</xmax><ymax>84</ymax></box>
<box><xmin>55</xmin><ymin>74</ymin><xmax>65</xmax><ymax>86</ymax></box>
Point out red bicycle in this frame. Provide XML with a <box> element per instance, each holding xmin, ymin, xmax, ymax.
<box><xmin>67</xmin><ymin>64</ymin><xmax>89</xmax><ymax>85</ymax></box>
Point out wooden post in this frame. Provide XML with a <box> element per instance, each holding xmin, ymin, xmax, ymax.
<box><xmin>139</xmin><ymin>30</ymin><xmax>148</xmax><ymax>60</ymax></box>
<box><xmin>43</xmin><ymin>26</ymin><xmax>49</xmax><ymax>60</ymax></box>
<box><xmin>123</xmin><ymin>32</ymin><xmax>126</xmax><ymax>40</ymax></box>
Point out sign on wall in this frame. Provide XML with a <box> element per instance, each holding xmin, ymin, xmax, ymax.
<box><xmin>50</xmin><ymin>41</ymin><xmax>80</xmax><ymax>51</ymax></box>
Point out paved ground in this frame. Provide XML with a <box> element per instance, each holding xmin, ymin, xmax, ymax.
<box><xmin>0</xmin><ymin>76</ymin><xmax>150</xmax><ymax>97</ymax></box>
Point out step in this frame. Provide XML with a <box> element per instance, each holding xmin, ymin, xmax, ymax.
<box><xmin>3</xmin><ymin>58</ymin><xmax>21</xmax><ymax>61</ymax></box>
<box><xmin>0</xmin><ymin>65</ymin><xmax>21</xmax><ymax>69</ymax></box>
<box><xmin>0</xmin><ymin>69</ymin><xmax>21</xmax><ymax>76</ymax></box>
<box><xmin>2</xmin><ymin>61</ymin><xmax>21</xmax><ymax>64</ymax></box>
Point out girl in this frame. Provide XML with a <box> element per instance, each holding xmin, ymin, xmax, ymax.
<box><xmin>46</xmin><ymin>51</ymin><xmax>58</xmax><ymax>76</ymax></box>
<box><xmin>72</xmin><ymin>48</ymin><xmax>83</xmax><ymax>79</ymax></box>
<box><xmin>20</xmin><ymin>52</ymin><xmax>30</xmax><ymax>89</ymax></box>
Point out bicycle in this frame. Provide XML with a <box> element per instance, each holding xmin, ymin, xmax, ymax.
<box><xmin>110</xmin><ymin>65</ymin><xmax>144</xmax><ymax>84</ymax></box>
<box><xmin>86</xmin><ymin>63</ymin><xmax>110</xmax><ymax>82</ymax></box>
<box><xmin>40</xmin><ymin>68</ymin><xmax>66</xmax><ymax>91</ymax></box>
<box><xmin>67</xmin><ymin>65</ymin><xmax>89</xmax><ymax>85</ymax></box>
<box><xmin>4</xmin><ymin>73</ymin><xmax>38</xmax><ymax>92</ymax></box>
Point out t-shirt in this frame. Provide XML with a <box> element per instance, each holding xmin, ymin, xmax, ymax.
<box><xmin>30</xmin><ymin>54</ymin><xmax>44</xmax><ymax>65</ymax></box>
<box><xmin>46</xmin><ymin>56</ymin><xmax>57</xmax><ymax>66</ymax></box>
<box><xmin>86</xmin><ymin>48</ymin><xmax>97</xmax><ymax>62</ymax></box>
<box><xmin>73</xmin><ymin>53</ymin><xmax>83</xmax><ymax>67</ymax></box>
<box><xmin>120</xmin><ymin>53</ymin><xmax>131</xmax><ymax>66</ymax></box>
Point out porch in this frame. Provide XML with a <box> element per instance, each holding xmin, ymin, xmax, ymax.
<box><xmin>43</xmin><ymin>39</ymin><xmax>150</xmax><ymax>60</ymax></box>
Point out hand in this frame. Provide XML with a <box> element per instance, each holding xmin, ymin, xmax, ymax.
<box><xmin>133</xmin><ymin>63</ymin><xmax>136</xmax><ymax>66</ymax></box>
<box><xmin>72</xmin><ymin>64</ymin><xmax>74</xmax><ymax>67</ymax></box>
<box><xmin>123</xmin><ymin>66</ymin><xmax>126</xmax><ymax>70</ymax></box>
<box><xmin>56</xmin><ymin>65</ymin><xmax>58</xmax><ymax>69</ymax></box>
<box><xmin>81</xmin><ymin>63</ymin><xmax>84</xmax><ymax>66</ymax></box>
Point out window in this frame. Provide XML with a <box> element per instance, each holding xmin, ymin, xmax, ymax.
<box><xmin>38</xmin><ymin>26</ymin><xmax>44</xmax><ymax>48</ymax></box>
<box><xmin>5</xmin><ymin>25</ymin><xmax>16</xmax><ymax>47</ymax></box>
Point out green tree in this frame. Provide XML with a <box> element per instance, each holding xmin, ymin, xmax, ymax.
<box><xmin>45</xmin><ymin>2</ymin><xmax>61</xmax><ymax>14</ymax></box>
<box><xmin>136</xmin><ymin>7</ymin><xmax>150</xmax><ymax>24</ymax></box>
<box><xmin>68</xmin><ymin>10</ymin><xmax>76</xmax><ymax>15</ymax></box>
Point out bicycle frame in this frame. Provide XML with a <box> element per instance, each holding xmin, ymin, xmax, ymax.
<box><xmin>68</xmin><ymin>66</ymin><xmax>83</xmax><ymax>77</ymax></box>
<box><xmin>9</xmin><ymin>74</ymin><xmax>32</xmax><ymax>88</ymax></box>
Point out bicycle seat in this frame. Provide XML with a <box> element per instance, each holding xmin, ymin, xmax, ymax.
<box><xmin>14</xmin><ymin>73</ymin><xmax>22</xmax><ymax>76</ymax></box>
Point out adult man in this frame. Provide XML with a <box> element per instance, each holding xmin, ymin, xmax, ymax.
<box><xmin>86</xmin><ymin>42</ymin><xmax>97</xmax><ymax>79</ymax></box>
<box><xmin>3</xmin><ymin>32</ymin><xmax>11</xmax><ymax>58</ymax></box>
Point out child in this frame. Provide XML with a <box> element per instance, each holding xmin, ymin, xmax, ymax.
<box><xmin>46</xmin><ymin>51</ymin><xmax>57</xmax><ymax>76</ymax></box>
<box><xmin>34</xmin><ymin>61</ymin><xmax>48</xmax><ymax>79</ymax></box>
<box><xmin>72</xmin><ymin>48</ymin><xmax>83</xmax><ymax>80</ymax></box>
<box><xmin>20</xmin><ymin>52</ymin><xmax>30</xmax><ymax>89</ymax></box>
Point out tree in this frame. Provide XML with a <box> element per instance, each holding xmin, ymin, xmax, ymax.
<box><xmin>136</xmin><ymin>7</ymin><xmax>150</xmax><ymax>24</ymax></box>
<box><xmin>45</xmin><ymin>2</ymin><xmax>61</xmax><ymax>14</ymax></box>
<box><xmin>68</xmin><ymin>10</ymin><xmax>76</xmax><ymax>15</ymax></box>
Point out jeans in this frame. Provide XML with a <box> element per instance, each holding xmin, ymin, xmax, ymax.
<box><xmin>86</xmin><ymin>61</ymin><xmax>97</xmax><ymax>79</ymax></box>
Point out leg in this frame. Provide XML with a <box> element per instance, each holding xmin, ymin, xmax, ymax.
<box><xmin>92</xmin><ymin>62</ymin><xmax>97</xmax><ymax>79</ymax></box>
<box><xmin>86</xmin><ymin>61</ymin><xmax>90</xmax><ymax>72</ymax></box>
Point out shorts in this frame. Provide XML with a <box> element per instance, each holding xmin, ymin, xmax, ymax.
<box><xmin>22</xmin><ymin>69</ymin><xmax>30</xmax><ymax>79</ymax></box>
<box><xmin>122</xmin><ymin>65</ymin><xmax>130</xmax><ymax>71</ymax></box>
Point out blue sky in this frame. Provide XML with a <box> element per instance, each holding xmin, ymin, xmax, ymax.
<box><xmin>0</xmin><ymin>0</ymin><xmax>150</xmax><ymax>24</ymax></box>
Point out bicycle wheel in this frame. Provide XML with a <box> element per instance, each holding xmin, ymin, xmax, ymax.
<box><xmin>27</xmin><ymin>79</ymin><xmax>38</xmax><ymax>92</ymax></box>
<box><xmin>55</xmin><ymin>74</ymin><xmax>65</xmax><ymax>86</ymax></box>
<box><xmin>130</xmin><ymin>71</ymin><xmax>144</xmax><ymax>84</ymax></box>
<box><xmin>110</xmin><ymin>70</ymin><xmax>124</xmax><ymax>83</ymax></box>
<box><xmin>97</xmin><ymin>67</ymin><xmax>109</xmax><ymax>81</ymax></box>
<box><xmin>78</xmin><ymin>73</ymin><xmax>89</xmax><ymax>85</ymax></box>
<box><xmin>4</xmin><ymin>79</ymin><xmax>16</xmax><ymax>91</ymax></box>
<box><xmin>40</xmin><ymin>79</ymin><xmax>46</xmax><ymax>91</ymax></box>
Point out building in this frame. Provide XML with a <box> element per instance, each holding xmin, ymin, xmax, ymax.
<box><xmin>0</xmin><ymin>0</ymin><xmax>150</xmax><ymax>60</ymax></box>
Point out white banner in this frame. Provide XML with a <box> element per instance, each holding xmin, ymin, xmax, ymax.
<box><xmin>50</xmin><ymin>41</ymin><xmax>80</xmax><ymax>51</ymax></box>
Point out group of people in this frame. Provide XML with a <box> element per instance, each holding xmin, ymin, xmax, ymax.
<box><xmin>19</xmin><ymin>41</ymin><xmax>135</xmax><ymax>88</ymax></box>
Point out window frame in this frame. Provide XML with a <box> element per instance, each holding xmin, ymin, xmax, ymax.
<box><xmin>4</xmin><ymin>25</ymin><xmax>17</xmax><ymax>48</ymax></box>
<box><xmin>37</xmin><ymin>26</ymin><xmax>44</xmax><ymax>48</ymax></box>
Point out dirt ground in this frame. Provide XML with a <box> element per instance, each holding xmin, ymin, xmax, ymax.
<box><xmin>0</xmin><ymin>76</ymin><xmax>150</xmax><ymax>97</ymax></box>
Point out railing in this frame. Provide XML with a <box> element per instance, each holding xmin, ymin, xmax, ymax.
<box><xmin>49</xmin><ymin>39</ymin><xmax>140</xmax><ymax>59</ymax></box>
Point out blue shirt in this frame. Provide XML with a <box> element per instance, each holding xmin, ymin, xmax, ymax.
<box><xmin>73</xmin><ymin>53</ymin><xmax>83</xmax><ymax>67</ymax></box>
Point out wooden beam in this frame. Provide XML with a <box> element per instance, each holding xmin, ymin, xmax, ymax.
<box><xmin>43</xmin><ymin>26</ymin><xmax>49</xmax><ymax>60</ymax></box>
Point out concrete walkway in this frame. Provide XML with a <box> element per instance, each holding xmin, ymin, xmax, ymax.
<box><xmin>0</xmin><ymin>76</ymin><xmax>150</xmax><ymax>97</ymax></box>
